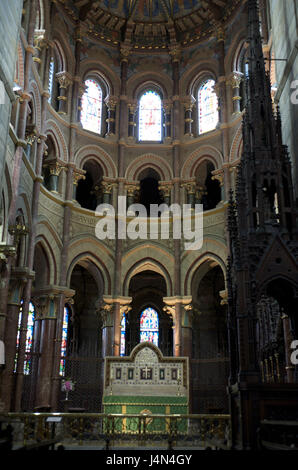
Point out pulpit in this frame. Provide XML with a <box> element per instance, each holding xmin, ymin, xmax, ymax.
<box><xmin>103</xmin><ymin>342</ymin><xmax>189</xmax><ymax>433</ymax></box>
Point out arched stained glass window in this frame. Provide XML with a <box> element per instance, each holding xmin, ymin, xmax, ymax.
<box><xmin>60</xmin><ymin>306</ymin><xmax>70</xmax><ymax>376</ymax></box>
<box><xmin>139</xmin><ymin>90</ymin><xmax>162</xmax><ymax>141</ymax></box>
<box><xmin>140</xmin><ymin>307</ymin><xmax>159</xmax><ymax>346</ymax></box>
<box><xmin>120</xmin><ymin>313</ymin><xmax>126</xmax><ymax>357</ymax></box>
<box><xmin>15</xmin><ymin>301</ymin><xmax>35</xmax><ymax>375</ymax></box>
<box><xmin>198</xmin><ymin>79</ymin><xmax>219</xmax><ymax>134</ymax></box>
<box><xmin>81</xmin><ymin>78</ymin><xmax>103</xmax><ymax>134</ymax></box>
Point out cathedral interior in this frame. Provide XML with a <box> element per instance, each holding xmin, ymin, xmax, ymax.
<box><xmin>0</xmin><ymin>0</ymin><xmax>297</xmax><ymax>451</ymax></box>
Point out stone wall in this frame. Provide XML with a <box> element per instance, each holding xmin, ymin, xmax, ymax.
<box><xmin>0</xmin><ymin>0</ymin><xmax>23</xmax><ymax>197</ymax></box>
<box><xmin>269</xmin><ymin>0</ymin><xmax>298</xmax><ymax>197</ymax></box>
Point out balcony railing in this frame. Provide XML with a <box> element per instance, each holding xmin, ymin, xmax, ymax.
<box><xmin>0</xmin><ymin>412</ymin><xmax>231</xmax><ymax>450</ymax></box>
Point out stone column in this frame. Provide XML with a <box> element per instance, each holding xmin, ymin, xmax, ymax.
<box><xmin>125</xmin><ymin>183</ymin><xmax>140</xmax><ymax>209</ymax></box>
<box><xmin>127</xmin><ymin>100</ymin><xmax>137</xmax><ymax>141</ymax></box>
<box><xmin>32</xmin><ymin>292</ymin><xmax>58</xmax><ymax>409</ymax></box>
<box><xmin>72</xmin><ymin>168</ymin><xmax>86</xmax><ymax>201</ymax></box>
<box><xmin>101</xmin><ymin>181</ymin><xmax>114</xmax><ymax>205</ymax></box>
<box><xmin>105</xmin><ymin>95</ymin><xmax>118</xmax><ymax>137</ymax></box>
<box><xmin>56</xmin><ymin>72</ymin><xmax>72</xmax><ymax>116</ymax></box>
<box><xmin>182</xmin><ymin>95</ymin><xmax>195</xmax><ymax>138</ymax></box>
<box><xmin>33</xmin><ymin>30</ymin><xmax>47</xmax><ymax>73</ymax></box>
<box><xmin>181</xmin><ymin>181</ymin><xmax>196</xmax><ymax>208</ymax></box>
<box><xmin>77</xmin><ymin>82</ymin><xmax>87</xmax><ymax>123</ymax></box>
<box><xmin>162</xmin><ymin>99</ymin><xmax>172</xmax><ymax>142</ymax></box>
<box><xmin>47</xmin><ymin>161</ymin><xmax>65</xmax><ymax>193</ymax></box>
<box><xmin>158</xmin><ymin>182</ymin><xmax>172</xmax><ymax>206</ymax></box>
<box><xmin>211</xmin><ymin>168</ymin><xmax>225</xmax><ymax>203</ymax></box>
<box><xmin>227</xmin><ymin>72</ymin><xmax>243</xmax><ymax>115</ymax></box>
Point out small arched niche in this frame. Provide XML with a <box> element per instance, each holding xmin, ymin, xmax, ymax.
<box><xmin>76</xmin><ymin>159</ymin><xmax>103</xmax><ymax>210</ymax></box>
<box><xmin>137</xmin><ymin>168</ymin><xmax>164</xmax><ymax>214</ymax></box>
<box><xmin>195</xmin><ymin>160</ymin><xmax>221</xmax><ymax>210</ymax></box>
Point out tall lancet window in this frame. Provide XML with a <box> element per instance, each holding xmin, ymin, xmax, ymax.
<box><xmin>60</xmin><ymin>306</ymin><xmax>70</xmax><ymax>376</ymax></box>
<box><xmin>198</xmin><ymin>79</ymin><xmax>219</xmax><ymax>134</ymax></box>
<box><xmin>81</xmin><ymin>78</ymin><xmax>103</xmax><ymax>134</ymax></box>
<box><xmin>140</xmin><ymin>307</ymin><xmax>159</xmax><ymax>347</ymax></box>
<box><xmin>14</xmin><ymin>301</ymin><xmax>35</xmax><ymax>374</ymax></box>
<box><xmin>120</xmin><ymin>313</ymin><xmax>126</xmax><ymax>357</ymax></box>
<box><xmin>48</xmin><ymin>57</ymin><xmax>55</xmax><ymax>102</ymax></box>
<box><xmin>138</xmin><ymin>90</ymin><xmax>162</xmax><ymax>141</ymax></box>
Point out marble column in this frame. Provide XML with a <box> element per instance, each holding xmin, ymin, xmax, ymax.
<box><xmin>125</xmin><ymin>183</ymin><xmax>140</xmax><ymax>209</ymax></box>
<box><xmin>33</xmin><ymin>293</ymin><xmax>57</xmax><ymax>409</ymax></box>
<box><xmin>211</xmin><ymin>169</ymin><xmax>225</xmax><ymax>202</ymax></box>
<box><xmin>105</xmin><ymin>95</ymin><xmax>118</xmax><ymax>137</ymax></box>
<box><xmin>181</xmin><ymin>181</ymin><xmax>196</xmax><ymax>208</ymax></box>
<box><xmin>182</xmin><ymin>95</ymin><xmax>195</xmax><ymax>137</ymax></box>
<box><xmin>47</xmin><ymin>162</ymin><xmax>64</xmax><ymax>193</ymax></box>
<box><xmin>227</xmin><ymin>72</ymin><xmax>243</xmax><ymax>115</ymax></box>
<box><xmin>162</xmin><ymin>99</ymin><xmax>172</xmax><ymax>141</ymax></box>
<box><xmin>72</xmin><ymin>169</ymin><xmax>86</xmax><ymax>201</ymax></box>
<box><xmin>56</xmin><ymin>71</ymin><xmax>72</xmax><ymax>116</ymax></box>
<box><xmin>127</xmin><ymin>100</ymin><xmax>137</xmax><ymax>141</ymax></box>
<box><xmin>158</xmin><ymin>182</ymin><xmax>172</xmax><ymax>206</ymax></box>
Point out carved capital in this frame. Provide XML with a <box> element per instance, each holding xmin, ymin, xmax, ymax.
<box><xmin>227</xmin><ymin>71</ymin><xmax>243</xmax><ymax>89</ymax></box>
<box><xmin>105</xmin><ymin>95</ymin><xmax>118</xmax><ymax>111</ymax></box>
<box><xmin>181</xmin><ymin>95</ymin><xmax>196</xmax><ymax>111</ymax></box>
<box><xmin>56</xmin><ymin>71</ymin><xmax>72</xmax><ymax>89</ymax></box>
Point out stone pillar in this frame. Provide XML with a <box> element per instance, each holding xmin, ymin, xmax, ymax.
<box><xmin>56</xmin><ymin>72</ymin><xmax>72</xmax><ymax>116</ymax></box>
<box><xmin>100</xmin><ymin>297</ymin><xmax>132</xmax><ymax>357</ymax></box>
<box><xmin>182</xmin><ymin>95</ymin><xmax>195</xmax><ymax>138</ymax></box>
<box><xmin>211</xmin><ymin>168</ymin><xmax>225</xmax><ymax>202</ymax></box>
<box><xmin>163</xmin><ymin>297</ymin><xmax>192</xmax><ymax>357</ymax></box>
<box><xmin>33</xmin><ymin>292</ymin><xmax>58</xmax><ymax>409</ymax></box>
<box><xmin>101</xmin><ymin>181</ymin><xmax>114</xmax><ymax>205</ymax></box>
<box><xmin>227</xmin><ymin>72</ymin><xmax>243</xmax><ymax>115</ymax></box>
<box><xmin>105</xmin><ymin>95</ymin><xmax>118</xmax><ymax>137</ymax></box>
<box><xmin>72</xmin><ymin>169</ymin><xmax>86</xmax><ymax>201</ymax></box>
<box><xmin>125</xmin><ymin>183</ymin><xmax>140</xmax><ymax>209</ymax></box>
<box><xmin>162</xmin><ymin>99</ymin><xmax>172</xmax><ymax>141</ymax></box>
<box><xmin>127</xmin><ymin>100</ymin><xmax>137</xmax><ymax>141</ymax></box>
<box><xmin>181</xmin><ymin>181</ymin><xmax>196</xmax><ymax>208</ymax></box>
<box><xmin>47</xmin><ymin>161</ymin><xmax>65</xmax><ymax>193</ymax></box>
<box><xmin>77</xmin><ymin>82</ymin><xmax>87</xmax><ymax>123</ymax></box>
<box><xmin>50</xmin><ymin>289</ymin><xmax>75</xmax><ymax>411</ymax></box>
<box><xmin>158</xmin><ymin>182</ymin><xmax>172</xmax><ymax>206</ymax></box>
<box><xmin>33</xmin><ymin>30</ymin><xmax>47</xmax><ymax>73</ymax></box>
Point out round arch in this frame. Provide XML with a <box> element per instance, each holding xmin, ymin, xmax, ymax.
<box><xmin>122</xmin><ymin>256</ymin><xmax>173</xmax><ymax>297</ymax></box>
<box><xmin>181</xmin><ymin>145</ymin><xmax>223</xmax><ymax>179</ymax></box>
<box><xmin>125</xmin><ymin>154</ymin><xmax>173</xmax><ymax>181</ymax></box>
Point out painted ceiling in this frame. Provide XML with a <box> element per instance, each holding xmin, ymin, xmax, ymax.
<box><xmin>59</xmin><ymin>0</ymin><xmax>242</xmax><ymax>49</ymax></box>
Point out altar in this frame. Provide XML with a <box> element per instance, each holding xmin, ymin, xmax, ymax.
<box><xmin>103</xmin><ymin>342</ymin><xmax>189</xmax><ymax>432</ymax></box>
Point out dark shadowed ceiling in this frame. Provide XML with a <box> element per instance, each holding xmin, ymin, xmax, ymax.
<box><xmin>58</xmin><ymin>0</ymin><xmax>242</xmax><ymax>49</ymax></box>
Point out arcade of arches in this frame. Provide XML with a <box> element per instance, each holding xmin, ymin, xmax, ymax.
<box><xmin>0</xmin><ymin>1</ymin><xmax>297</xmax><ymax>450</ymax></box>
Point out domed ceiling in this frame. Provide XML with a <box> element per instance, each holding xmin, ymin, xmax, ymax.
<box><xmin>60</xmin><ymin>0</ymin><xmax>242</xmax><ymax>49</ymax></box>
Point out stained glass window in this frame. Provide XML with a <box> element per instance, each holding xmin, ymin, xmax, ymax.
<box><xmin>60</xmin><ymin>306</ymin><xmax>70</xmax><ymax>376</ymax></box>
<box><xmin>120</xmin><ymin>313</ymin><xmax>126</xmax><ymax>357</ymax></box>
<box><xmin>138</xmin><ymin>90</ymin><xmax>162</xmax><ymax>141</ymax></box>
<box><xmin>140</xmin><ymin>307</ymin><xmax>159</xmax><ymax>347</ymax></box>
<box><xmin>81</xmin><ymin>78</ymin><xmax>102</xmax><ymax>134</ymax></box>
<box><xmin>198</xmin><ymin>79</ymin><xmax>219</xmax><ymax>134</ymax></box>
<box><xmin>48</xmin><ymin>58</ymin><xmax>54</xmax><ymax>102</ymax></box>
<box><xmin>15</xmin><ymin>301</ymin><xmax>35</xmax><ymax>374</ymax></box>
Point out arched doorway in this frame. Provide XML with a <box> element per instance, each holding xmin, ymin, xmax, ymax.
<box><xmin>124</xmin><ymin>270</ymin><xmax>173</xmax><ymax>356</ymax></box>
<box><xmin>191</xmin><ymin>261</ymin><xmax>228</xmax><ymax>413</ymax></box>
<box><xmin>61</xmin><ymin>261</ymin><xmax>104</xmax><ymax>411</ymax></box>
